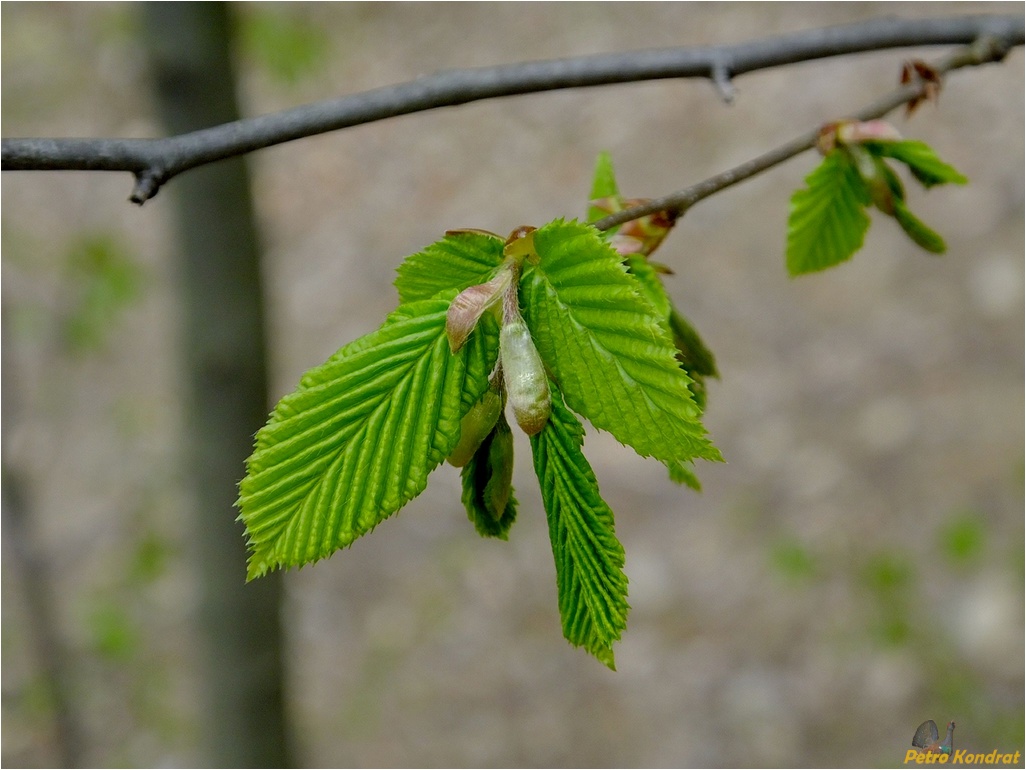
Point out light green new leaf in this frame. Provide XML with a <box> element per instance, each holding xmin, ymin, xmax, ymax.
<box><xmin>624</xmin><ymin>254</ymin><xmax>672</xmax><ymax>319</ymax></box>
<box><xmin>531</xmin><ymin>383</ymin><xmax>629</xmax><ymax>669</ymax></box>
<box><xmin>521</xmin><ymin>220</ymin><xmax>720</xmax><ymax>466</ymax></box>
<box><xmin>395</xmin><ymin>231</ymin><xmax>504</xmax><ymax>303</ymax></box>
<box><xmin>623</xmin><ymin>256</ymin><xmax>718</xmax><ymax>381</ymax></box>
<box><xmin>239</xmin><ymin>297</ymin><xmax>498</xmax><ymax>579</ymax></box>
<box><xmin>588</xmin><ymin>150</ymin><xmax>621</xmax><ymax>225</ymax></box>
<box><xmin>864</xmin><ymin>139</ymin><xmax>968</xmax><ymax>188</ymax></box>
<box><xmin>626</xmin><ymin>253</ymin><xmax>716</xmax><ymax>419</ymax></box>
<box><xmin>892</xmin><ymin>199</ymin><xmax>947</xmax><ymax>253</ymax></box>
<box><xmin>787</xmin><ymin>151</ymin><xmax>872</xmax><ymax>275</ymax></box>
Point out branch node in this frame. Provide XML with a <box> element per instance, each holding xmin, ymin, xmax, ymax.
<box><xmin>129</xmin><ymin>168</ymin><xmax>165</xmax><ymax>206</ymax></box>
<box><xmin>971</xmin><ymin>33</ymin><xmax>1012</xmax><ymax>64</ymax></box>
<box><xmin>710</xmin><ymin>60</ymin><xmax>736</xmax><ymax>105</ymax></box>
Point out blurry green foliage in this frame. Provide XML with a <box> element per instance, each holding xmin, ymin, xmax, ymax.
<box><xmin>939</xmin><ymin>511</ymin><xmax>987</xmax><ymax>568</ymax></box>
<box><xmin>128</xmin><ymin>531</ymin><xmax>172</xmax><ymax>584</ymax></box>
<box><xmin>239</xmin><ymin>7</ymin><xmax>329</xmax><ymax>85</ymax></box>
<box><xmin>859</xmin><ymin>551</ymin><xmax>915</xmax><ymax>647</ymax></box>
<box><xmin>768</xmin><ymin>537</ymin><xmax>818</xmax><ymax>583</ymax></box>
<box><xmin>86</xmin><ymin>601</ymin><xmax>139</xmax><ymax>662</ymax></box>
<box><xmin>860</xmin><ymin>551</ymin><xmax>914</xmax><ymax>595</ymax></box>
<box><xmin>61</xmin><ymin>233</ymin><xmax>141</xmax><ymax>354</ymax></box>
<box><xmin>17</xmin><ymin>674</ymin><xmax>57</xmax><ymax>720</ymax></box>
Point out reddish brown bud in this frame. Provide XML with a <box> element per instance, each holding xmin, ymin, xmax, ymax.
<box><xmin>445</xmin><ymin>269</ymin><xmax>513</xmax><ymax>353</ymax></box>
<box><xmin>503</xmin><ymin>225</ymin><xmax>538</xmax><ymax>263</ymax></box>
<box><xmin>820</xmin><ymin>120</ymin><xmax>902</xmax><ymax>156</ymax></box>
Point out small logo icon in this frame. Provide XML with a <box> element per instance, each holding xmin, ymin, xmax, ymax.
<box><xmin>913</xmin><ymin>719</ymin><xmax>955</xmax><ymax>755</ymax></box>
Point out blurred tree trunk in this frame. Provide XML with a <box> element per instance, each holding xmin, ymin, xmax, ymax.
<box><xmin>142</xmin><ymin>4</ymin><xmax>292</xmax><ymax>766</ymax></box>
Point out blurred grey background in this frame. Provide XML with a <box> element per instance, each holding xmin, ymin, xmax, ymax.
<box><xmin>2</xmin><ymin>3</ymin><xmax>1022</xmax><ymax>767</ymax></box>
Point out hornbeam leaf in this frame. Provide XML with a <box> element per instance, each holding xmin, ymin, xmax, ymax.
<box><xmin>626</xmin><ymin>254</ymin><xmax>717</xmax><ymax>416</ymax></box>
<box><xmin>588</xmin><ymin>151</ymin><xmax>622</xmax><ymax>225</ymax></box>
<box><xmin>624</xmin><ymin>254</ymin><xmax>672</xmax><ymax>319</ymax></box>
<box><xmin>892</xmin><ymin>199</ymin><xmax>947</xmax><ymax>253</ymax></box>
<box><xmin>521</xmin><ymin>220</ymin><xmax>720</xmax><ymax>466</ymax></box>
<box><xmin>787</xmin><ymin>151</ymin><xmax>872</xmax><ymax>275</ymax></box>
<box><xmin>531</xmin><ymin>383</ymin><xmax>629</xmax><ymax>669</ymax></box>
<box><xmin>395</xmin><ymin>230</ymin><xmax>505</xmax><ymax>303</ymax></box>
<box><xmin>864</xmin><ymin>139</ymin><xmax>968</xmax><ymax>188</ymax></box>
<box><xmin>668</xmin><ymin>307</ymin><xmax>718</xmax><ymax>380</ymax></box>
<box><xmin>238</xmin><ymin>296</ymin><xmax>498</xmax><ymax>579</ymax></box>
<box><xmin>665</xmin><ymin>458</ymin><xmax>702</xmax><ymax>491</ymax></box>
<box><xmin>624</xmin><ymin>254</ymin><xmax>718</xmax><ymax>380</ymax></box>
<box><xmin>461</xmin><ymin>412</ymin><xmax>518</xmax><ymax>539</ymax></box>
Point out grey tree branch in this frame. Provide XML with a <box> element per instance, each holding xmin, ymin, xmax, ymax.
<box><xmin>592</xmin><ymin>34</ymin><xmax>1017</xmax><ymax>232</ymax></box>
<box><xmin>1</xmin><ymin>14</ymin><xmax>1022</xmax><ymax>205</ymax></box>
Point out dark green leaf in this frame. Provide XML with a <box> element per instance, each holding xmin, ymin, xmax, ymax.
<box><xmin>668</xmin><ymin>307</ymin><xmax>718</xmax><ymax>380</ymax></box>
<box><xmin>461</xmin><ymin>413</ymin><xmax>518</xmax><ymax>539</ymax></box>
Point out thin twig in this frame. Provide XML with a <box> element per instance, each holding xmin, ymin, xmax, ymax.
<box><xmin>592</xmin><ymin>35</ymin><xmax>1015</xmax><ymax>232</ymax></box>
<box><xmin>1</xmin><ymin>15</ymin><xmax>1022</xmax><ymax>204</ymax></box>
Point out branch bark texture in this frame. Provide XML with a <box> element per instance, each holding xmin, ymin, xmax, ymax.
<box><xmin>2</xmin><ymin>14</ymin><xmax>1022</xmax><ymax>204</ymax></box>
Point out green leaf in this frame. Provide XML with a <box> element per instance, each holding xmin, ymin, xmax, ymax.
<box><xmin>863</xmin><ymin>149</ymin><xmax>948</xmax><ymax>254</ymax></box>
<box><xmin>786</xmin><ymin>151</ymin><xmax>872</xmax><ymax>275</ymax></box>
<box><xmin>531</xmin><ymin>383</ymin><xmax>629</xmax><ymax>669</ymax></box>
<box><xmin>668</xmin><ymin>307</ymin><xmax>718</xmax><ymax>380</ymax></box>
<box><xmin>625</xmin><ymin>254</ymin><xmax>671</xmax><ymax>319</ymax></box>
<box><xmin>627</xmin><ymin>255</ymin><xmax>717</xmax><ymax>413</ymax></box>
<box><xmin>588</xmin><ymin>151</ymin><xmax>621</xmax><ymax>224</ymax></box>
<box><xmin>846</xmin><ymin>145</ymin><xmax>900</xmax><ymax>215</ymax></box>
<box><xmin>892</xmin><ymin>199</ymin><xmax>947</xmax><ymax>254</ymax></box>
<box><xmin>239</xmin><ymin>296</ymin><xmax>498</xmax><ymax>579</ymax></box>
<box><xmin>395</xmin><ymin>231</ymin><xmax>504</xmax><ymax>304</ymax></box>
<box><xmin>665</xmin><ymin>458</ymin><xmax>702</xmax><ymax>491</ymax></box>
<box><xmin>461</xmin><ymin>412</ymin><xmax>518</xmax><ymax>539</ymax></box>
<box><xmin>865</xmin><ymin>139</ymin><xmax>968</xmax><ymax>188</ymax></box>
<box><xmin>521</xmin><ymin>220</ymin><xmax>720</xmax><ymax>467</ymax></box>
<box><xmin>874</xmin><ymin>156</ymin><xmax>907</xmax><ymax>203</ymax></box>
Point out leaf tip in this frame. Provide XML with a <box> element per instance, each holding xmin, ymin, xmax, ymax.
<box><xmin>245</xmin><ymin>556</ymin><xmax>271</xmax><ymax>582</ymax></box>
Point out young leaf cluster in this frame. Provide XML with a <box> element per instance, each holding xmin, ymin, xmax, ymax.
<box><xmin>786</xmin><ymin>128</ymin><xmax>967</xmax><ymax>275</ymax></box>
<box><xmin>238</xmin><ymin>155</ymin><xmax>720</xmax><ymax>667</ymax></box>
<box><xmin>238</xmin><ymin>125</ymin><xmax>967</xmax><ymax>667</ymax></box>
